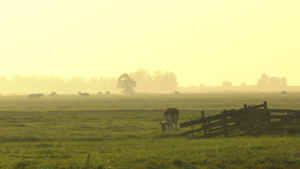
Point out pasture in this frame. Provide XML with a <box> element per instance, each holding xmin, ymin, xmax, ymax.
<box><xmin>0</xmin><ymin>93</ymin><xmax>300</xmax><ymax>168</ymax></box>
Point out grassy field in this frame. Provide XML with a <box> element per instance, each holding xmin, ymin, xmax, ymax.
<box><xmin>1</xmin><ymin>93</ymin><xmax>300</xmax><ymax>112</ymax></box>
<box><xmin>0</xmin><ymin>93</ymin><xmax>300</xmax><ymax>168</ymax></box>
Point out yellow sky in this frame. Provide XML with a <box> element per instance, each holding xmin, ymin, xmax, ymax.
<box><xmin>1</xmin><ymin>0</ymin><xmax>299</xmax><ymax>86</ymax></box>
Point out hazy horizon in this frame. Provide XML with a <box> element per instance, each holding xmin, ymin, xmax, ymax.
<box><xmin>0</xmin><ymin>71</ymin><xmax>293</xmax><ymax>87</ymax></box>
<box><xmin>1</xmin><ymin>1</ymin><xmax>300</xmax><ymax>87</ymax></box>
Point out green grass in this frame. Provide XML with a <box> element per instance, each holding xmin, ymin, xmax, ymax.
<box><xmin>0</xmin><ymin>93</ymin><xmax>300</xmax><ymax>168</ymax></box>
<box><xmin>1</xmin><ymin>93</ymin><xmax>300</xmax><ymax>112</ymax></box>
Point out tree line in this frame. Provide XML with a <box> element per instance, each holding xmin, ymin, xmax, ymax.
<box><xmin>199</xmin><ymin>72</ymin><xmax>287</xmax><ymax>89</ymax></box>
<box><xmin>0</xmin><ymin>75</ymin><xmax>117</xmax><ymax>93</ymax></box>
<box><xmin>0</xmin><ymin>69</ymin><xmax>178</xmax><ymax>93</ymax></box>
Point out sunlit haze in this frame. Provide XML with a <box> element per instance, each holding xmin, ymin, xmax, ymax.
<box><xmin>1</xmin><ymin>0</ymin><xmax>300</xmax><ymax>86</ymax></box>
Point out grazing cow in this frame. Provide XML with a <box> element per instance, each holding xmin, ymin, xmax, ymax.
<box><xmin>78</xmin><ymin>92</ymin><xmax>89</xmax><ymax>96</ymax></box>
<box><xmin>159</xmin><ymin>108</ymin><xmax>179</xmax><ymax>132</ymax></box>
<box><xmin>97</xmin><ymin>92</ymin><xmax>103</xmax><ymax>95</ymax></box>
<box><xmin>281</xmin><ymin>91</ymin><xmax>288</xmax><ymax>94</ymax></box>
<box><xmin>174</xmin><ymin>91</ymin><xmax>179</xmax><ymax>94</ymax></box>
<box><xmin>105</xmin><ymin>91</ymin><xmax>110</xmax><ymax>95</ymax></box>
<box><xmin>285</xmin><ymin>112</ymin><xmax>300</xmax><ymax>122</ymax></box>
<box><xmin>28</xmin><ymin>93</ymin><xmax>43</xmax><ymax>98</ymax></box>
<box><xmin>50</xmin><ymin>92</ymin><xmax>57</xmax><ymax>96</ymax></box>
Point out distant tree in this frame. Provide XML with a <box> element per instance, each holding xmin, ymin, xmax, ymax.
<box><xmin>130</xmin><ymin>68</ymin><xmax>152</xmax><ymax>92</ymax></box>
<box><xmin>199</xmin><ymin>83</ymin><xmax>205</xmax><ymax>87</ymax></box>
<box><xmin>257</xmin><ymin>73</ymin><xmax>287</xmax><ymax>88</ymax></box>
<box><xmin>0</xmin><ymin>76</ymin><xmax>8</xmax><ymax>91</ymax></box>
<box><xmin>117</xmin><ymin>73</ymin><xmax>137</xmax><ymax>94</ymax></box>
<box><xmin>240</xmin><ymin>82</ymin><xmax>247</xmax><ymax>87</ymax></box>
<box><xmin>269</xmin><ymin>77</ymin><xmax>281</xmax><ymax>87</ymax></box>
<box><xmin>280</xmin><ymin>77</ymin><xmax>287</xmax><ymax>87</ymax></box>
<box><xmin>99</xmin><ymin>76</ymin><xmax>118</xmax><ymax>93</ymax></box>
<box><xmin>257</xmin><ymin>72</ymin><xmax>269</xmax><ymax>87</ymax></box>
<box><xmin>221</xmin><ymin>81</ymin><xmax>233</xmax><ymax>88</ymax></box>
<box><xmin>152</xmin><ymin>71</ymin><xmax>178</xmax><ymax>92</ymax></box>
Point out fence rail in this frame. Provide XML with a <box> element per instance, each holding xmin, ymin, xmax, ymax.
<box><xmin>179</xmin><ymin>101</ymin><xmax>300</xmax><ymax>138</ymax></box>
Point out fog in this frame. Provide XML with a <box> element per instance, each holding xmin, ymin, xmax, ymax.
<box><xmin>0</xmin><ymin>69</ymin><xmax>178</xmax><ymax>94</ymax></box>
<box><xmin>1</xmin><ymin>1</ymin><xmax>300</xmax><ymax>87</ymax></box>
<box><xmin>0</xmin><ymin>70</ymin><xmax>298</xmax><ymax>95</ymax></box>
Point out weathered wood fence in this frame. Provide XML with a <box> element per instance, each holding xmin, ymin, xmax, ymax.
<box><xmin>180</xmin><ymin>101</ymin><xmax>300</xmax><ymax>138</ymax></box>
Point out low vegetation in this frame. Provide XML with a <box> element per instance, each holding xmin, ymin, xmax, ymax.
<box><xmin>1</xmin><ymin>93</ymin><xmax>300</xmax><ymax>112</ymax></box>
<box><xmin>0</xmin><ymin>93</ymin><xmax>299</xmax><ymax>168</ymax></box>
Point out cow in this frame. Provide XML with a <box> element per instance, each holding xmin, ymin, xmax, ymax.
<box><xmin>28</xmin><ymin>93</ymin><xmax>43</xmax><ymax>98</ymax></box>
<box><xmin>78</xmin><ymin>92</ymin><xmax>89</xmax><ymax>96</ymax></box>
<box><xmin>50</xmin><ymin>92</ymin><xmax>57</xmax><ymax>96</ymax></box>
<box><xmin>105</xmin><ymin>91</ymin><xmax>110</xmax><ymax>95</ymax></box>
<box><xmin>174</xmin><ymin>91</ymin><xmax>179</xmax><ymax>94</ymax></box>
<box><xmin>159</xmin><ymin>108</ymin><xmax>179</xmax><ymax>132</ymax></box>
<box><xmin>281</xmin><ymin>91</ymin><xmax>288</xmax><ymax>94</ymax></box>
<box><xmin>97</xmin><ymin>92</ymin><xmax>103</xmax><ymax>95</ymax></box>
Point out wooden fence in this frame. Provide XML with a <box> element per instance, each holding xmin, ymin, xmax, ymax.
<box><xmin>179</xmin><ymin>101</ymin><xmax>300</xmax><ymax>138</ymax></box>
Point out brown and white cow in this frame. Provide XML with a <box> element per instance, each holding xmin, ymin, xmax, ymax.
<box><xmin>159</xmin><ymin>108</ymin><xmax>179</xmax><ymax>132</ymax></box>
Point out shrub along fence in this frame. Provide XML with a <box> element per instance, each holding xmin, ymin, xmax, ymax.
<box><xmin>179</xmin><ymin>101</ymin><xmax>300</xmax><ymax>138</ymax></box>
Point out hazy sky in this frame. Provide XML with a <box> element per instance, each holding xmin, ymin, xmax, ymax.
<box><xmin>1</xmin><ymin>1</ymin><xmax>299</xmax><ymax>86</ymax></box>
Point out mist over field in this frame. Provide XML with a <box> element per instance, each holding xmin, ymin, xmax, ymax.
<box><xmin>1</xmin><ymin>1</ymin><xmax>300</xmax><ymax>89</ymax></box>
<box><xmin>0</xmin><ymin>70</ymin><xmax>297</xmax><ymax>94</ymax></box>
<box><xmin>1</xmin><ymin>1</ymin><xmax>300</xmax><ymax>168</ymax></box>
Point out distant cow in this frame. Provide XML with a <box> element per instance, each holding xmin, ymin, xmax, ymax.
<box><xmin>174</xmin><ymin>91</ymin><xmax>179</xmax><ymax>94</ymax></box>
<box><xmin>281</xmin><ymin>91</ymin><xmax>288</xmax><ymax>94</ymax></box>
<box><xmin>159</xmin><ymin>108</ymin><xmax>179</xmax><ymax>132</ymax></box>
<box><xmin>97</xmin><ymin>92</ymin><xmax>103</xmax><ymax>95</ymax></box>
<box><xmin>78</xmin><ymin>92</ymin><xmax>89</xmax><ymax>96</ymax></box>
<box><xmin>28</xmin><ymin>93</ymin><xmax>43</xmax><ymax>98</ymax></box>
<box><xmin>105</xmin><ymin>91</ymin><xmax>110</xmax><ymax>95</ymax></box>
<box><xmin>50</xmin><ymin>92</ymin><xmax>57</xmax><ymax>96</ymax></box>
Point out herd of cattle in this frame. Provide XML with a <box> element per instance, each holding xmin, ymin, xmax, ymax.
<box><xmin>28</xmin><ymin>93</ymin><xmax>44</xmax><ymax>98</ymax></box>
<box><xmin>26</xmin><ymin>91</ymin><xmax>111</xmax><ymax>98</ymax></box>
<box><xmin>78</xmin><ymin>91</ymin><xmax>111</xmax><ymax>96</ymax></box>
<box><xmin>2</xmin><ymin>92</ymin><xmax>298</xmax><ymax>132</ymax></box>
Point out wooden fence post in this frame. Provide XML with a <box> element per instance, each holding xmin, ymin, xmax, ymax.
<box><xmin>222</xmin><ymin>110</ymin><xmax>228</xmax><ymax>137</ymax></box>
<box><xmin>264</xmin><ymin>101</ymin><xmax>270</xmax><ymax>122</ymax></box>
<box><xmin>245</xmin><ymin>106</ymin><xmax>252</xmax><ymax>135</ymax></box>
<box><xmin>190</xmin><ymin>118</ymin><xmax>194</xmax><ymax>138</ymax></box>
<box><xmin>208</xmin><ymin>121</ymin><xmax>212</xmax><ymax>134</ymax></box>
<box><xmin>201</xmin><ymin>111</ymin><xmax>206</xmax><ymax>136</ymax></box>
<box><xmin>264</xmin><ymin>101</ymin><xmax>267</xmax><ymax>109</ymax></box>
